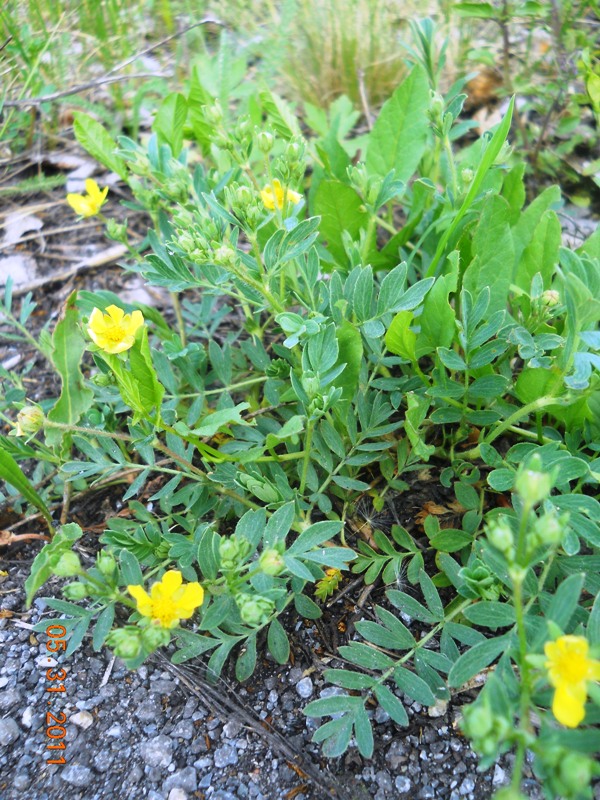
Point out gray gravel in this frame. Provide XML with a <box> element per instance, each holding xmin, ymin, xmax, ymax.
<box><xmin>0</xmin><ymin>556</ymin><xmax>551</xmax><ymax>800</ymax></box>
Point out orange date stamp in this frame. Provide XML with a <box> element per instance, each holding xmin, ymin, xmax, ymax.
<box><xmin>44</xmin><ymin>624</ymin><xmax>68</xmax><ymax>765</ymax></box>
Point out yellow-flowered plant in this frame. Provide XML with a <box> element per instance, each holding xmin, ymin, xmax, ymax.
<box><xmin>66</xmin><ymin>178</ymin><xmax>109</xmax><ymax>218</ymax></box>
<box><xmin>260</xmin><ymin>178</ymin><xmax>302</xmax><ymax>211</ymax></box>
<box><xmin>88</xmin><ymin>304</ymin><xmax>144</xmax><ymax>354</ymax></box>
<box><xmin>544</xmin><ymin>635</ymin><xmax>600</xmax><ymax>727</ymax></box>
<box><xmin>127</xmin><ymin>570</ymin><xmax>204</xmax><ymax>629</ymax></box>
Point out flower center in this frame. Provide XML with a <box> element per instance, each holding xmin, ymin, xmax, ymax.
<box><xmin>150</xmin><ymin>597</ymin><xmax>178</xmax><ymax>627</ymax></box>
<box><xmin>105</xmin><ymin>323</ymin><xmax>126</xmax><ymax>342</ymax></box>
<box><xmin>556</xmin><ymin>653</ymin><xmax>588</xmax><ymax>684</ymax></box>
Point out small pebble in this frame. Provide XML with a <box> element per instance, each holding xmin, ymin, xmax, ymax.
<box><xmin>71</xmin><ymin>710</ymin><xmax>94</xmax><ymax>729</ymax></box>
<box><xmin>296</xmin><ymin>677</ymin><xmax>313</xmax><ymax>699</ymax></box>
<box><xmin>0</xmin><ymin>717</ymin><xmax>20</xmax><ymax>746</ymax></box>
<box><xmin>60</xmin><ymin>764</ymin><xmax>92</xmax><ymax>787</ymax></box>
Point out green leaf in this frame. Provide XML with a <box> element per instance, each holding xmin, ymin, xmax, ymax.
<box><xmin>287</xmin><ymin>521</ymin><xmax>342</xmax><ymax>555</ymax></box>
<box><xmin>426</xmin><ymin>97</ymin><xmax>515</xmax><ymax>278</ymax></box>
<box><xmin>46</xmin><ymin>291</ymin><xmax>94</xmax><ymax>445</ymax></box>
<box><xmin>339</xmin><ymin>642</ymin><xmax>396</xmax><ymax>670</ymax></box>
<box><xmin>588</xmin><ymin>592</ymin><xmax>600</xmax><ymax>646</ymax></box>
<box><xmin>267</xmin><ymin>618</ymin><xmax>290</xmax><ymax>664</ymax></box>
<box><xmin>448</xmin><ymin>634</ymin><xmax>511</xmax><ymax>687</ymax></box>
<box><xmin>127</xmin><ymin>326</ymin><xmax>165</xmax><ymax>419</ymax></box>
<box><xmin>545</xmin><ymin>573</ymin><xmax>584</xmax><ymax>630</ymax></box>
<box><xmin>514</xmin><ymin>210</ymin><xmax>561</xmax><ymax>292</ymax></box>
<box><xmin>405</xmin><ymin>392</ymin><xmax>435</xmax><ymax>461</ymax></box>
<box><xmin>190</xmin><ymin>403</ymin><xmax>250</xmax><ymax>437</ymax></box>
<box><xmin>313</xmin><ymin>180</ymin><xmax>369</xmax><ymax>265</ymax></box>
<box><xmin>366</xmin><ymin>65</ymin><xmax>430</xmax><ymax>182</ymax></box>
<box><xmin>294</xmin><ymin>593</ymin><xmax>322</xmax><ymax>619</ymax></box>
<box><xmin>119</xmin><ymin>550</ymin><xmax>143</xmax><ymax>585</ymax></box>
<box><xmin>354</xmin><ymin>705</ymin><xmax>374</xmax><ymax>757</ymax></box>
<box><xmin>387</xmin><ymin>589</ymin><xmax>440</xmax><ymax>623</ymax></box>
<box><xmin>437</xmin><ymin>347</ymin><xmax>467</xmax><ymax>371</ymax></box>
<box><xmin>385</xmin><ymin>311</ymin><xmax>416</xmax><ymax>361</ymax></box>
<box><xmin>419</xmin><ymin>570</ymin><xmax>444</xmax><ymax>620</ymax></box>
<box><xmin>393</xmin><ymin>666</ymin><xmax>436</xmax><ymax>705</ymax></box>
<box><xmin>73</xmin><ymin>113</ymin><xmax>127</xmax><ymax>180</ymax></box>
<box><xmin>462</xmin><ymin>196</ymin><xmax>514</xmax><ymax>315</ymax></box>
<box><xmin>65</xmin><ymin>615</ymin><xmax>92</xmax><ymax>658</ymax></box>
<box><xmin>462</xmin><ymin>602</ymin><xmax>516</xmax><ymax>629</ymax></box>
<box><xmin>333</xmin><ymin>321</ymin><xmax>363</xmax><ymax>402</ymax></box>
<box><xmin>417</xmin><ymin>256</ymin><xmax>458</xmax><ymax>355</ymax></box>
<box><xmin>0</xmin><ymin>445</ymin><xmax>54</xmax><ymax>531</ymax></box>
<box><xmin>373</xmin><ymin>685</ymin><xmax>409</xmax><ymax>725</ymax></box>
<box><xmin>304</xmin><ymin>694</ymin><xmax>354</xmax><ymax>716</ymax></box>
<box><xmin>152</xmin><ymin>92</ymin><xmax>188</xmax><ymax>156</ymax></box>
<box><xmin>92</xmin><ymin>605</ymin><xmax>115</xmax><ymax>651</ymax></box>
<box><xmin>235</xmin><ymin>635</ymin><xmax>257</xmax><ymax>681</ymax></box>
<box><xmin>323</xmin><ymin>669</ymin><xmax>374</xmax><ymax>690</ymax></box>
<box><xmin>25</xmin><ymin>523</ymin><xmax>83</xmax><ymax>608</ymax></box>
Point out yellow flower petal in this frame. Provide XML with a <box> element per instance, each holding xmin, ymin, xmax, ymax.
<box><xmin>128</xmin><ymin>570</ymin><xmax>204</xmax><ymax>629</ymax></box>
<box><xmin>552</xmin><ymin>681</ymin><xmax>587</xmax><ymax>728</ymax></box>
<box><xmin>67</xmin><ymin>179</ymin><xmax>108</xmax><ymax>218</ymax></box>
<box><xmin>127</xmin><ymin>585</ymin><xmax>152</xmax><ymax>616</ymax></box>
<box><xmin>87</xmin><ymin>305</ymin><xmax>145</xmax><ymax>354</ymax></box>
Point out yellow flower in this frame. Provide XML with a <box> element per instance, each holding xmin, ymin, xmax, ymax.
<box><xmin>66</xmin><ymin>178</ymin><xmax>108</xmax><ymax>218</ymax></box>
<box><xmin>87</xmin><ymin>304</ymin><xmax>144</xmax><ymax>354</ymax></box>
<box><xmin>127</xmin><ymin>570</ymin><xmax>204</xmax><ymax>629</ymax></box>
<box><xmin>260</xmin><ymin>179</ymin><xmax>302</xmax><ymax>211</ymax></box>
<box><xmin>544</xmin><ymin>635</ymin><xmax>600</xmax><ymax>727</ymax></box>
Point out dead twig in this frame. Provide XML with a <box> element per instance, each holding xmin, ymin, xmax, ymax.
<box><xmin>8</xmin><ymin>244</ymin><xmax>128</xmax><ymax>297</ymax></box>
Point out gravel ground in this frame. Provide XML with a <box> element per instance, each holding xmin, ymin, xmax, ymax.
<box><xmin>0</xmin><ymin>556</ymin><xmax>556</xmax><ymax>800</ymax></box>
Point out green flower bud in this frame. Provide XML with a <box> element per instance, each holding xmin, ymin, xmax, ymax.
<box><xmin>219</xmin><ymin>537</ymin><xmax>241</xmax><ymax>569</ymax></box>
<box><xmin>235</xmin><ymin>185</ymin><xmax>254</xmax><ymax>208</ymax></box>
<box><xmin>461</xmin><ymin>168</ymin><xmax>474</xmax><ymax>185</ymax></box>
<box><xmin>96</xmin><ymin>551</ymin><xmax>117</xmax><ymax>579</ymax></box>
<box><xmin>107</xmin><ymin>627</ymin><xmax>142</xmax><ymax>660</ymax></box>
<box><xmin>558</xmin><ymin>752</ymin><xmax>593</xmax><ymax>793</ymax></box>
<box><xmin>285</xmin><ymin>142</ymin><xmax>301</xmax><ymax>162</ymax></box>
<box><xmin>462</xmin><ymin>702</ymin><xmax>494</xmax><ymax>739</ymax></box>
<box><xmin>204</xmin><ymin>102</ymin><xmax>223</xmax><ymax>125</ymax></box>
<box><xmin>514</xmin><ymin>468</ymin><xmax>552</xmax><ymax>505</ymax></box>
<box><xmin>259</xmin><ymin>548</ymin><xmax>285</xmax><ymax>576</ymax></box>
<box><xmin>486</xmin><ymin>520</ymin><xmax>514</xmax><ymax>557</ymax></box>
<box><xmin>429</xmin><ymin>90</ymin><xmax>445</xmax><ymax>121</ymax></box>
<box><xmin>301</xmin><ymin>372</ymin><xmax>320</xmax><ymax>398</ymax></box>
<box><xmin>140</xmin><ymin>624</ymin><xmax>171</xmax><ymax>651</ymax></box>
<box><xmin>15</xmin><ymin>405</ymin><xmax>45</xmax><ymax>437</ymax></box>
<box><xmin>105</xmin><ymin>219</ymin><xmax>128</xmax><ymax>243</ymax></box>
<box><xmin>62</xmin><ymin>581</ymin><xmax>89</xmax><ymax>600</ymax></box>
<box><xmin>91</xmin><ymin>372</ymin><xmax>114</xmax><ymax>387</ymax></box>
<box><xmin>235</xmin><ymin>593</ymin><xmax>275</xmax><ymax>626</ymax></box>
<box><xmin>213</xmin><ymin>245</ymin><xmax>237</xmax><ymax>267</ymax></box>
<box><xmin>541</xmin><ymin>289</ymin><xmax>560</xmax><ymax>307</ymax></box>
<box><xmin>257</xmin><ymin>131</ymin><xmax>274</xmax><ymax>153</ymax></box>
<box><xmin>53</xmin><ymin>551</ymin><xmax>82</xmax><ymax>578</ymax></box>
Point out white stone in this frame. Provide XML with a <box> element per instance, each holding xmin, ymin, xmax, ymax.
<box><xmin>70</xmin><ymin>710</ymin><xmax>94</xmax><ymax>730</ymax></box>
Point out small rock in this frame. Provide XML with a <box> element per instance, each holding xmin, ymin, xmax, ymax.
<box><xmin>12</xmin><ymin>774</ymin><xmax>30</xmax><ymax>792</ymax></box>
<box><xmin>493</xmin><ymin>764</ymin><xmax>507</xmax><ymax>786</ymax></box>
<box><xmin>71</xmin><ymin>710</ymin><xmax>94</xmax><ymax>729</ymax></box>
<box><xmin>0</xmin><ymin>717</ymin><xmax>20</xmax><ymax>746</ymax></box>
<box><xmin>427</xmin><ymin>699</ymin><xmax>448</xmax><ymax>718</ymax></box>
<box><xmin>213</xmin><ymin>743</ymin><xmax>238</xmax><ymax>768</ymax></box>
<box><xmin>21</xmin><ymin>707</ymin><xmax>35</xmax><ymax>728</ymax></box>
<box><xmin>296</xmin><ymin>677</ymin><xmax>313</xmax><ymax>699</ymax></box>
<box><xmin>375</xmin><ymin>706</ymin><xmax>390</xmax><ymax>724</ymax></box>
<box><xmin>0</xmin><ymin>687</ymin><xmax>22</xmax><ymax>711</ymax></box>
<box><xmin>163</xmin><ymin>766</ymin><xmax>198</xmax><ymax>793</ymax></box>
<box><xmin>168</xmin><ymin>790</ymin><xmax>188</xmax><ymax>800</ymax></box>
<box><xmin>35</xmin><ymin>655</ymin><xmax>57</xmax><ymax>669</ymax></box>
<box><xmin>136</xmin><ymin>696</ymin><xmax>161</xmax><ymax>722</ymax></box>
<box><xmin>395</xmin><ymin>776</ymin><xmax>412</xmax><ymax>793</ymax></box>
<box><xmin>171</xmin><ymin>719</ymin><xmax>194</xmax><ymax>740</ymax></box>
<box><xmin>60</xmin><ymin>765</ymin><xmax>92</xmax><ymax>787</ymax></box>
<box><xmin>107</xmin><ymin>723</ymin><xmax>122</xmax><ymax>738</ymax></box>
<box><xmin>459</xmin><ymin>776</ymin><xmax>476</xmax><ymax>795</ymax></box>
<box><xmin>223</xmin><ymin>719</ymin><xmax>242</xmax><ymax>738</ymax></box>
<box><xmin>375</xmin><ymin>770</ymin><xmax>393</xmax><ymax>791</ymax></box>
<box><xmin>140</xmin><ymin>735</ymin><xmax>173</xmax><ymax>768</ymax></box>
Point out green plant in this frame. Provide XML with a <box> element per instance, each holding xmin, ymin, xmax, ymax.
<box><xmin>2</xmin><ymin>24</ymin><xmax>599</xmax><ymax>798</ymax></box>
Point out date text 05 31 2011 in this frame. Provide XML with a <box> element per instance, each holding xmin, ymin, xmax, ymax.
<box><xmin>44</xmin><ymin>624</ymin><xmax>69</xmax><ymax>765</ymax></box>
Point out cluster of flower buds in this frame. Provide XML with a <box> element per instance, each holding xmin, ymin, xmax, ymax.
<box><xmin>218</xmin><ymin>536</ymin><xmax>252</xmax><ymax>571</ymax></box>
<box><xmin>235</xmin><ymin>592</ymin><xmax>275</xmax><ymax>626</ymax></box>
<box><xmin>532</xmin><ymin>746</ymin><xmax>598</xmax><ymax>799</ymax></box>
<box><xmin>14</xmin><ymin>404</ymin><xmax>45</xmax><ymax>438</ymax></box>
<box><xmin>271</xmin><ymin>136</ymin><xmax>307</xmax><ymax>187</ymax></box>
<box><xmin>347</xmin><ymin>162</ymin><xmax>383</xmax><ymax>207</ymax></box>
